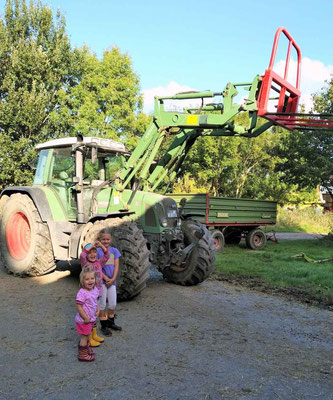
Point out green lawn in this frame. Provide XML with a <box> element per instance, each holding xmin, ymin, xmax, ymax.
<box><xmin>214</xmin><ymin>238</ymin><xmax>333</xmax><ymax>309</ymax></box>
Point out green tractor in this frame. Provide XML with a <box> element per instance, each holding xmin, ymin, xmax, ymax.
<box><xmin>0</xmin><ymin>135</ymin><xmax>215</xmax><ymax>299</ymax></box>
<box><xmin>1</xmin><ymin>27</ymin><xmax>330</xmax><ymax>299</ymax></box>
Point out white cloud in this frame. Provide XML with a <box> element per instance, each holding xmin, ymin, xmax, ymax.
<box><xmin>275</xmin><ymin>57</ymin><xmax>333</xmax><ymax>111</ymax></box>
<box><xmin>142</xmin><ymin>58</ymin><xmax>333</xmax><ymax>114</ymax></box>
<box><xmin>142</xmin><ymin>81</ymin><xmax>199</xmax><ymax>114</ymax></box>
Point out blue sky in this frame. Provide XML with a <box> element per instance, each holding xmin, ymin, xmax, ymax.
<box><xmin>2</xmin><ymin>0</ymin><xmax>333</xmax><ymax>112</ymax></box>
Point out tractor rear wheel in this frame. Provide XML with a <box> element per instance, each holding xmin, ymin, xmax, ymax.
<box><xmin>0</xmin><ymin>194</ymin><xmax>9</xmax><ymax>215</ymax></box>
<box><xmin>0</xmin><ymin>193</ymin><xmax>55</xmax><ymax>276</ymax></box>
<box><xmin>80</xmin><ymin>218</ymin><xmax>150</xmax><ymax>300</ymax></box>
<box><xmin>162</xmin><ymin>219</ymin><xmax>215</xmax><ymax>286</ymax></box>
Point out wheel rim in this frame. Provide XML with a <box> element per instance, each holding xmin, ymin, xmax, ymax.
<box><xmin>214</xmin><ymin>236</ymin><xmax>222</xmax><ymax>249</ymax></box>
<box><xmin>253</xmin><ymin>234</ymin><xmax>263</xmax><ymax>246</ymax></box>
<box><xmin>6</xmin><ymin>212</ymin><xmax>31</xmax><ymax>260</ymax></box>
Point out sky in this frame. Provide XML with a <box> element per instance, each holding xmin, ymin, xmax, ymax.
<box><xmin>2</xmin><ymin>0</ymin><xmax>333</xmax><ymax>113</ymax></box>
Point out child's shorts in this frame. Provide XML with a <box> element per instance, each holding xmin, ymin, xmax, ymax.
<box><xmin>76</xmin><ymin>322</ymin><xmax>94</xmax><ymax>335</ymax></box>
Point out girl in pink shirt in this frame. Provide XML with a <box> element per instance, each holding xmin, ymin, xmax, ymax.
<box><xmin>75</xmin><ymin>266</ymin><xmax>99</xmax><ymax>362</ymax></box>
<box><xmin>80</xmin><ymin>241</ymin><xmax>109</xmax><ymax>347</ymax></box>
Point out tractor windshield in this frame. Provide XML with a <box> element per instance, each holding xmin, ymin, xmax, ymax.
<box><xmin>50</xmin><ymin>148</ymin><xmax>75</xmax><ymax>182</ymax></box>
<box><xmin>33</xmin><ymin>148</ymin><xmax>75</xmax><ymax>185</ymax></box>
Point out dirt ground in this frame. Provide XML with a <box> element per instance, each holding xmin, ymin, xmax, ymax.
<box><xmin>0</xmin><ymin>257</ymin><xmax>332</xmax><ymax>400</ymax></box>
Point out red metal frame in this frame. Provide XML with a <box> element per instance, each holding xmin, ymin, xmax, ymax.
<box><xmin>262</xmin><ymin>113</ymin><xmax>333</xmax><ymax>130</ymax></box>
<box><xmin>258</xmin><ymin>27</ymin><xmax>301</xmax><ymax>118</ymax></box>
<box><xmin>258</xmin><ymin>27</ymin><xmax>333</xmax><ymax>130</ymax></box>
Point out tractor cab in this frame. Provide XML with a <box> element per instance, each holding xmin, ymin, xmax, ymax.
<box><xmin>34</xmin><ymin>136</ymin><xmax>130</xmax><ymax>221</ymax></box>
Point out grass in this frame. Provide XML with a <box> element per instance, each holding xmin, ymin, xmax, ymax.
<box><xmin>214</xmin><ymin>238</ymin><xmax>333</xmax><ymax>309</ymax></box>
<box><xmin>274</xmin><ymin>206</ymin><xmax>333</xmax><ymax>234</ymax></box>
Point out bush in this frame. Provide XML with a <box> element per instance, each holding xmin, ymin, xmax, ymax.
<box><xmin>276</xmin><ymin>206</ymin><xmax>333</xmax><ymax>233</ymax></box>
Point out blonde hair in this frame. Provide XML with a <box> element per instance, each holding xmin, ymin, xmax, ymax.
<box><xmin>79</xmin><ymin>266</ymin><xmax>96</xmax><ymax>289</ymax></box>
<box><xmin>98</xmin><ymin>228</ymin><xmax>112</xmax><ymax>241</ymax></box>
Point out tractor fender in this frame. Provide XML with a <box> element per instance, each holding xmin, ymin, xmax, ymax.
<box><xmin>1</xmin><ymin>187</ymin><xmax>53</xmax><ymax>222</ymax></box>
<box><xmin>69</xmin><ymin>211</ymin><xmax>135</xmax><ymax>259</ymax></box>
<box><xmin>88</xmin><ymin>211</ymin><xmax>135</xmax><ymax>223</ymax></box>
<box><xmin>0</xmin><ymin>187</ymin><xmax>72</xmax><ymax>260</ymax></box>
<box><xmin>181</xmin><ymin>212</ymin><xmax>205</xmax><ymax>220</ymax></box>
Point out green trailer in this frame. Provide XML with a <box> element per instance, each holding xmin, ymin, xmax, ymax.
<box><xmin>168</xmin><ymin>193</ymin><xmax>277</xmax><ymax>251</ymax></box>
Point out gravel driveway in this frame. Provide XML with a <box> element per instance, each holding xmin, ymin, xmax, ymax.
<box><xmin>0</xmin><ymin>260</ymin><xmax>332</xmax><ymax>400</ymax></box>
<box><xmin>273</xmin><ymin>232</ymin><xmax>326</xmax><ymax>240</ymax></box>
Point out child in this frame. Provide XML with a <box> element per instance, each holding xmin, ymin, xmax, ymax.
<box><xmin>75</xmin><ymin>266</ymin><xmax>99</xmax><ymax>362</ymax></box>
<box><xmin>97</xmin><ymin>229</ymin><xmax>122</xmax><ymax>336</ymax></box>
<box><xmin>80</xmin><ymin>241</ymin><xmax>109</xmax><ymax>346</ymax></box>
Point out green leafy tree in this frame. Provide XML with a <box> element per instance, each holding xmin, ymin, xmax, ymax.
<box><xmin>274</xmin><ymin>78</ymin><xmax>333</xmax><ymax>196</ymax></box>
<box><xmin>174</xmin><ymin>114</ymin><xmax>290</xmax><ymax>201</ymax></box>
<box><xmin>0</xmin><ymin>0</ymin><xmax>76</xmax><ymax>188</ymax></box>
<box><xmin>61</xmin><ymin>46</ymin><xmax>149</xmax><ymax>144</ymax></box>
<box><xmin>0</xmin><ymin>0</ymin><xmax>150</xmax><ymax>190</ymax></box>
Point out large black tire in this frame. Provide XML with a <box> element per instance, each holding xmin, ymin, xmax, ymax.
<box><xmin>80</xmin><ymin>218</ymin><xmax>150</xmax><ymax>300</ymax></box>
<box><xmin>211</xmin><ymin>229</ymin><xmax>225</xmax><ymax>252</ymax></box>
<box><xmin>245</xmin><ymin>228</ymin><xmax>267</xmax><ymax>250</ymax></box>
<box><xmin>162</xmin><ymin>219</ymin><xmax>216</xmax><ymax>285</ymax></box>
<box><xmin>0</xmin><ymin>193</ymin><xmax>55</xmax><ymax>276</ymax></box>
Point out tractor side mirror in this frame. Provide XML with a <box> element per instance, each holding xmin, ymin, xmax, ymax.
<box><xmin>180</xmin><ymin>198</ymin><xmax>187</xmax><ymax>207</ymax></box>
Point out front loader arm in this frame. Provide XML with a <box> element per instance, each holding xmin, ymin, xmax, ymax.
<box><xmin>117</xmin><ymin>27</ymin><xmax>330</xmax><ymax>193</ymax></box>
<box><xmin>117</xmin><ymin>74</ymin><xmax>270</xmax><ymax>192</ymax></box>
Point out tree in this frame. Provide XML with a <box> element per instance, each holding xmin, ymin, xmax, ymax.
<box><xmin>274</xmin><ymin>78</ymin><xmax>333</xmax><ymax>197</ymax></box>
<box><xmin>0</xmin><ymin>0</ymin><xmax>150</xmax><ymax>190</ymax></box>
<box><xmin>174</xmin><ymin>114</ymin><xmax>290</xmax><ymax>201</ymax></box>
<box><xmin>57</xmin><ymin>46</ymin><xmax>150</xmax><ymax>144</ymax></box>
<box><xmin>0</xmin><ymin>0</ymin><xmax>76</xmax><ymax>188</ymax></box>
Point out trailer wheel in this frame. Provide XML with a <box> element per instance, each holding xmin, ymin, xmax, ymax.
<box><xmin>162</xmin><ymin>220</ymin><xmax>215</xmax><ymax>286</ymax></box>
<box><xmin>80</xmin><ymin>218</ymin><xmax>150</xmax><ymax>300</ymax></box>
<box><xmin>211</xmin><ymin>230</ymin><xmax>225</xmax><ymax>252</ymax></box>
<box><xmin>0</xmin><ymin>193</ymin><xmax>55</xmax><ymax>276</ymax></box>
<box><xmin>245</xmin><ymin>228</ymin><xmax>267</xmax><ymax>250</ymax></box>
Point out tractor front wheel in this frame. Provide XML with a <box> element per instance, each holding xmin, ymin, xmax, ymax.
<box><xmin>0</xmin><ymin>193</ymin><xmax>55</xmax><ymax>276</ymax></box>
<box><xmin>162</xmin><ymin>219</ymin><xmax>215</xmax><ymax>286</ymax></box>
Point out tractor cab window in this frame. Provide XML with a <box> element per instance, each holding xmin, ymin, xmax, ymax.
<box><xmin>105</xmin><ymin>156</ymin><xmax>123</xmax><ymax>180</ymax></box>
<box><xmin>84</xmin><ymin>159</ymin><xmax>100</xmax><ymax>184</ymax></box>
<box><xmin>50</xmin><ymin>148</ymin><xmax>75</xmax><ymax>183</ymax></box>
<box><xmin>33</xmin><ymin>150</ymin><xmax>49</xmax><ymax>185</ymax></box>
<box><xmin>83</xmin><ymin>155</ymin><xmax>124</xmax><ymax>185</ymax></box>
<box><xmin>48</xmin><ymin>148</ymin><xmax>76</xmax><ymax>218</ymax></box>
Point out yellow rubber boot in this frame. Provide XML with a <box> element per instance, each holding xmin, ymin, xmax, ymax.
<box><xmin>88</xmin><ymin>332</ymin><xmax>101</xmax><ymax>347</ymax></box>
<box><xmin>92</xmin><ymin>326</ymin><xmax>104</xmax><ymax>343</ymax></box>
